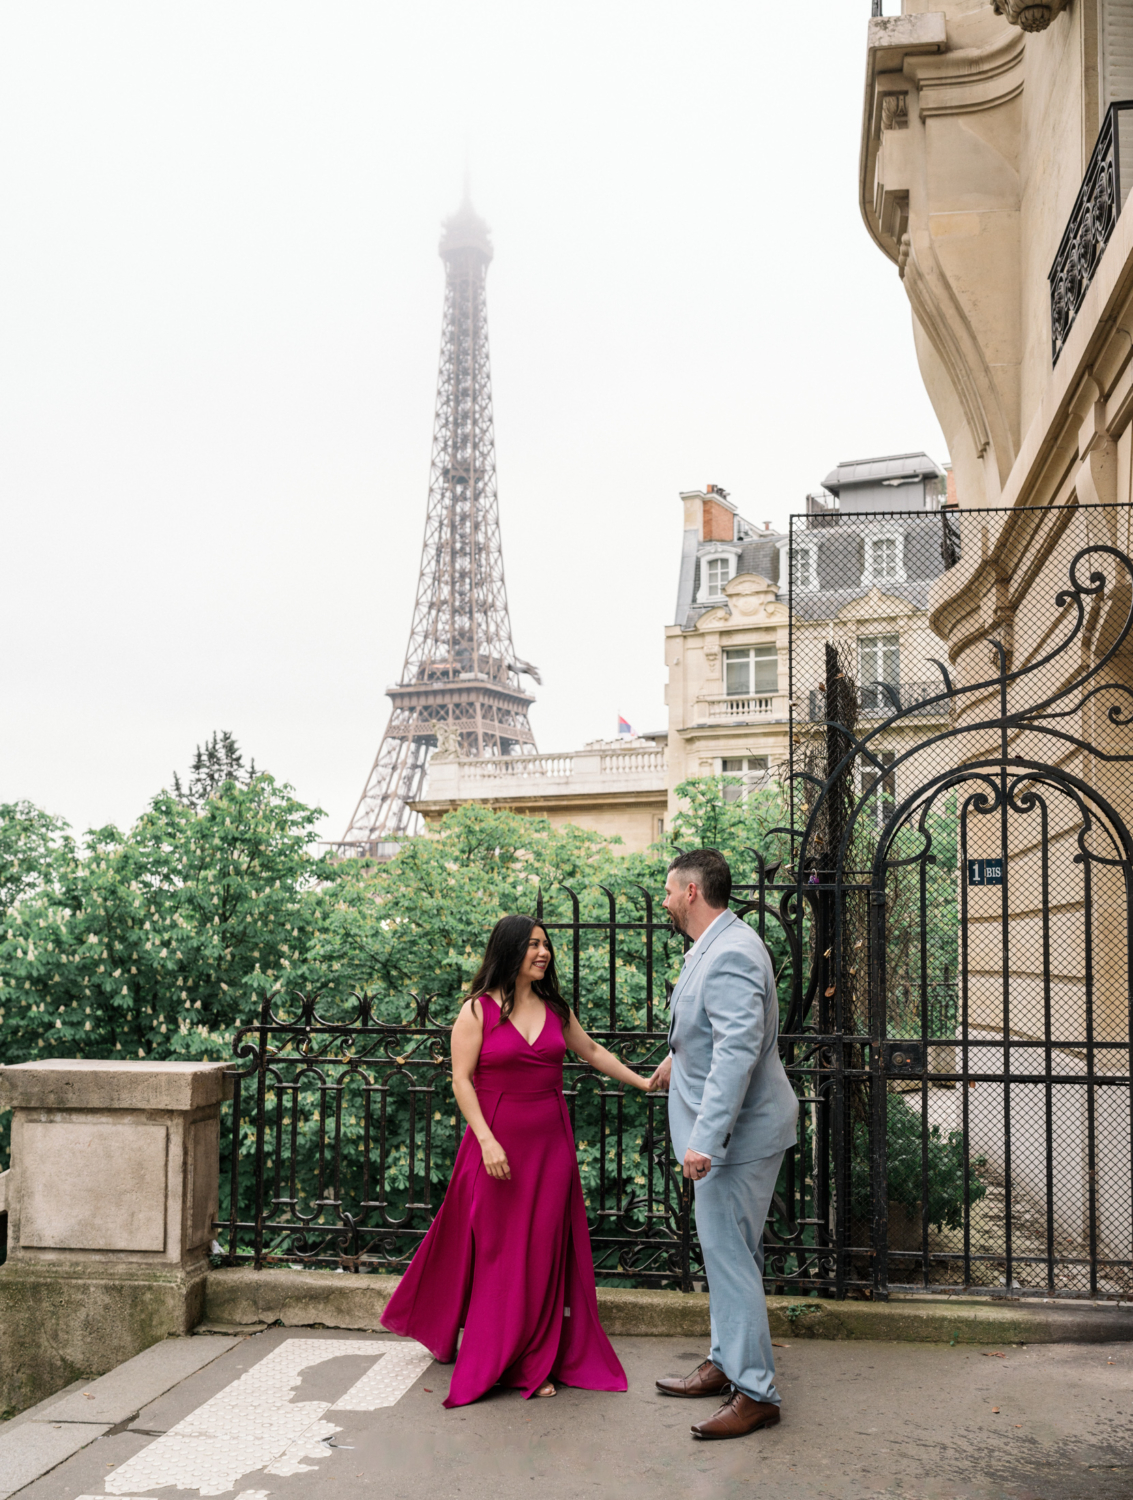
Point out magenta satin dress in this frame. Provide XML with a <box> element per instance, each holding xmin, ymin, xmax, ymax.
<box><xmin>381</xmin><ymin>993</ymin><xmax>628</xmax><ymax>1407</ymax></box>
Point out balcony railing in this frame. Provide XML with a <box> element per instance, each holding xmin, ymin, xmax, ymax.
<box><xmin>808</xmin><ymin>682</ymin><xmax>948</xmax><ymax>723</ymax></box>
<box><xmin>1049</xmin><ymin>101</ymin><xmax>1133</xmax><ymax>363</ymax></box>
<box><xmin>422</xmin><ymin>743</ymin><xmax>667</xmax><ymax>803</ymax></box>
<box><xmin>704</xmin><ymin>693</ymin><xmax>779</xmax><ymax>722</ymax></box>
<box><xmin>456</xmin><ymin>752</ymin><xmax>575</xmax><ymax>782</ymax></box>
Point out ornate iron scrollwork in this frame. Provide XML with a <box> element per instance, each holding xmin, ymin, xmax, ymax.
<box><xmin>1049</xmin><ymin>103</ymin><xmax>1129</xmax><ymax>362</ymax></box>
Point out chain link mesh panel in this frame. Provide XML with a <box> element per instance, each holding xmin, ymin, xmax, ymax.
<box><xmin>788</xmin><ymin>501</ymin><xmax>1133</xmax><ymax>1299</ymax></box>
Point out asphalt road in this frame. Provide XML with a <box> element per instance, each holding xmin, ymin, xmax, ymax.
<box><xmin>9</xmin><ymin>1327</ymin><xmax>1133</xmax><ymax>1500</ymax></box>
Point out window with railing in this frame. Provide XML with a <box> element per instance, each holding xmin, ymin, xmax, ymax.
<box><xmin>725</xmin><ymin>644</ymin><xmax>778</xmax><ymax>696</ymax></box>
<box><xmin>1049</xmin><ymin>100</ymin><xmax>1133</xmax><ymax>362</ymax></box>
<box><xmin>859</xmin><ymin>633</ymin><xmax>899</xmax><ymax>713</ymax></box>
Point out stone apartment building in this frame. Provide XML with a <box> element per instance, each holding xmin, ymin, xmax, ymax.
<box><xmin>663</xmin><ymin>486</ymin><xmax>788</xmax><ymax>817</ymax></box>
<box><xmin>664</xmin><ymin>459</ymin><xmax>949</xmax><ymax>825</ymax></box>
<box><xmin>859</xmin><ymin>2</ymin><xmax>1133</xmax><ymax>1269</ymax></box>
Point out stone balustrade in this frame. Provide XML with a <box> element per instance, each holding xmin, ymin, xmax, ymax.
<box><xmin>700</xmin><ymin>693</ymin><xmax>786</xmax><ymax>723</ymax></box>
<box><xmin>425</xmin><ymin>741</ymin><xmax>667</xmax><ymax>801</ymax></box>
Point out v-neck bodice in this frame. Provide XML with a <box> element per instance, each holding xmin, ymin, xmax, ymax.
<box><xmin>473</xmin><ymin>993</ymin><xmax>566</xmax><ymax>1095</ymax></box>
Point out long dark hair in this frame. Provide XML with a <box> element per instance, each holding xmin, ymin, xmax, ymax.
<box><xmin>466</xmin><ymin>914</ymin><xmax>571</xmax><ymax>1026</ymax></box>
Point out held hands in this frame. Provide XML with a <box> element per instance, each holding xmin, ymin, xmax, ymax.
<box><xmin>480</xmin><ymin>1136</ymin><xmax>511</xmax><ymax>1180</ymax></box>
<box><xmin>646</xmin><ymin>1055</ymin><xmax>673</xmax><ymax>1093</ymax></box>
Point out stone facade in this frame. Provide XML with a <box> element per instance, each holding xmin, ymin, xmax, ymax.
<box><xmin>859</xmin><ymin>3</ymin><xmax>1133</xmax><ymax>1270</ymax></box>
<box><xmin>860</xmin><ymin>3</ymin><xmax>1133</xmax><ymax>516</ymax></box>
<box><xmin>664</xmin><ymin>488</ymin><xmax>788</xmax><ymax>817</ymax></box>
<box><xmin>411</xmin><ymin>738</ymin><xmax>668</xmax><ymax>853</ymax></box>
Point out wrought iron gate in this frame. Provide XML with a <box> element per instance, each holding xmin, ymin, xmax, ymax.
<box><xmin>787</xmin><ymin>500</ymin><xmax>1133</xmax><ymax>1300</ymax></box>
<box><xmin>217</xmin><ymin>500</ymin><xmax>1133</xmax><ymax>1304</ymax></box>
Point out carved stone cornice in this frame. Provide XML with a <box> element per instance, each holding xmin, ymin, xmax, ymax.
<box><xmin>859</xmin><ymin>13</ymin><xmax>948</xmax><ymax>267</ymax></box>
<box><xmin>905</xmin><ymin>27</ymin><xmax>1025</xmax><ymax>118</ymax></box>
<box><xmin>991</xmin><ymin>0</ymin><xmax>1068</xmax><ymax>32</ymax></box>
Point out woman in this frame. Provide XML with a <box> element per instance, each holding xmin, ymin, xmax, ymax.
<box><xmin>381</xmin><ymin>913</ymin><xmax>653</xmax><ymax>1406</ymax></box>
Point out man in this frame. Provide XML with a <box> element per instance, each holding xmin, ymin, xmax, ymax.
<box><xmin>648</xmin><ymin>848</ymin><xmax>798</xmax><ymax>1441</ymax></box>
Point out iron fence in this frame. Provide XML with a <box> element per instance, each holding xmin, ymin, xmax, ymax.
<box><xmin>789</xmin><ymin>501</ymin><xmax>1133</xmax><ymax>1300</ymax></box>
<box><xmin>215</xmin><ymin>873</ymin><xmax>833</xmax><ymax>1291</ymax></box>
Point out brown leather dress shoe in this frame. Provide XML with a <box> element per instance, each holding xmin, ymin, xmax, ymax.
<box><xmin>691</xmin><ymin>1390</ymin><xmax>781</xmax><ymax>1440</ymax></box>
<box><xmin>655</xmin><ymin>1358</ymin><xmax>732</xmax><ymax>1398</ymax></box>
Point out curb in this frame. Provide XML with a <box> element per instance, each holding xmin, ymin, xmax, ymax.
<box><xmin>203</xmin><ymin>1268</ymin><xmax>1133</xmax><ymax>1344</ymax></box>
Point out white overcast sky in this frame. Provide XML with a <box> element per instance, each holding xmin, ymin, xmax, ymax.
<box><xmin>0</xmin><ymin>1</ymin><xmax>944</xmax><ymax>842</ymax></box>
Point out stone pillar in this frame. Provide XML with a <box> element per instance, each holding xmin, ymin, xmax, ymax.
<box><xmin>0</xmin><ymin>1059</ymin><xmax>232</xmax><ymax>1414</ymax></box>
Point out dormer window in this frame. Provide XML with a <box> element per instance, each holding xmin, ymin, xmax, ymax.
<box><xmin>706</xmin><ymin>557</ymin><xmax>731</xmax><ymax>595</ymax></box>
<box><xmin>861</xmin><ymin>528</ymin><xmax>907</xmax><ymax>587</ymax></box>
<box><xmin>697</xmin><ymin>551</ymin><xmax>736</xmax><ymax>602</ymax></box>
<box><xmin>780</xmin><ymin>537</ymin><xmax>818</xmax><ymax>594</ymax></box>
<box><xmin>870</xmin><ymin>538</ymin><xmax>898</xmax><ymax>579</ymax></box>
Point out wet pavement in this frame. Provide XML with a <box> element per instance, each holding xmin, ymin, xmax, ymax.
<box><xmin>3</xmin><ymin>1327</ymin><xmax>1132</xmax><ymax>1500</ymax></box>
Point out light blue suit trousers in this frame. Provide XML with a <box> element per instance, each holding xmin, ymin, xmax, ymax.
<box><xmin>667</xmin><ymin>910</ymin><xmax>798</xmax><ymax>1407</ymax></box>
<box><xmin>693</xmin><ymin>1151</ymin><xmax>784</xmax><ymax>1405</ymax></box>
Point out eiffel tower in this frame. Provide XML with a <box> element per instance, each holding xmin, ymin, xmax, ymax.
<box><xmin>342</xmin><ymin>197</ymin><xmax>539</xmax><ymax>849</ymax></box>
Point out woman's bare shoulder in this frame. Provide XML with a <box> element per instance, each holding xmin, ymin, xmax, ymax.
<box><xmin>454</xmin><ymin>993</ymin><xmax>495</xmax><ymax>1026</ymax></box>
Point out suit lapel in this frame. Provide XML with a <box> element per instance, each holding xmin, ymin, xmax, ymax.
<box><xmin>667</xmin><ymin>910</ymin><xmax>738</xmax><ymax>1038</ymax></box>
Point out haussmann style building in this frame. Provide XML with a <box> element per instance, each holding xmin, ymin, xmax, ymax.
<box><xmin>857</xmin><ymin>1</ymin><xmax>1133</xmax><ymax>1287</ymax></box>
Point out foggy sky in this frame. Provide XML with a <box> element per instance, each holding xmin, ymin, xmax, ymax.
<box><xmin>0</xmin><ymin>2</ymin><xmax>945</xmax><ymax>841</ymax></box>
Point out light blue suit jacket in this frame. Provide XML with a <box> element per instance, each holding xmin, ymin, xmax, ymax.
<box><xmin>667</xmin><ymin>910</ymin><xmax>798</xmax><ymax>1165</ymax></box>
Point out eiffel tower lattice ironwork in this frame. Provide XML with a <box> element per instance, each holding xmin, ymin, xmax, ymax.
<box><xmin>342</xmin><ymin>198</ymin><xmax>539</xmax><ymax>848</ymax></box>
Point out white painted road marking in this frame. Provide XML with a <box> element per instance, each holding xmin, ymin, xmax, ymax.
<box><xmin>100</xmin><ymin>1338</ymin><xmax>432</xmax><ymax>1497</ymax></box>
<box><xmin>330</xmin><ymin>1344</ymin><xmax>435</xmax><ymax>1411</ymax></box>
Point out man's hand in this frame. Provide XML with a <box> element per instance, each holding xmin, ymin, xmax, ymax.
<box><xmin>682</xmin><ymin>1148</ymin><xmax>712</xmax><ymax>1181</ymax></box>
<box><xmin>647</xmin><ymin>1055</ymin><xmax>673</xmax><ymax>1093</ymax></box>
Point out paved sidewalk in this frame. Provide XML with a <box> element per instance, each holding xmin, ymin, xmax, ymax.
<box><xmin>2</xmin><ymin>1327</ymin><xmax>1130</xmax><ymax>1500</ymax></box>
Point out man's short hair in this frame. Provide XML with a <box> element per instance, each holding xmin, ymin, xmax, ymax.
<box><xmin>667</xmin><ymin>848</ymin><xmax>732</xmax><ymax>909</ymax></box>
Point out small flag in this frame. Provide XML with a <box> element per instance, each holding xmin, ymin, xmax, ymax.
<box><xmin>617</xmin><ymin>716</ymin><xmax>633</xmax><ymax>736</ymax></box>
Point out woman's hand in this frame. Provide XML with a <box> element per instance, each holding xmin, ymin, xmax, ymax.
<box><xmin>647</xmin><ymin>1055</ymin><xmax>672</xmax><ymax>1093</ymax></box>
<box><xmin>480</xmin><ymin>1135</ymin><xmax>511</xmax><ymax>1180</ymax></box>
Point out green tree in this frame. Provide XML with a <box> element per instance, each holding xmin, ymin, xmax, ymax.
<box><xmin>0</xmin><ymin>771</ymin><xmax>334</xmax><ymax>1170</ymax></box>
<box><xmin>171</xmin><ymin>731</ymin><xmax>258</xmax><ymax>810</ymax></box>
<box><xmin>0</xmin><ymin>802</ymin><xmax>73</xmax><ymax>912</ymax></box>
